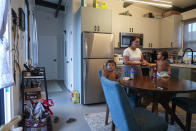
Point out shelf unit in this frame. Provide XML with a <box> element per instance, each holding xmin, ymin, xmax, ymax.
<box><xmin>21</xmin><ymin>67</ymin><xmax>52</xmax><ymax>131</ymax></box>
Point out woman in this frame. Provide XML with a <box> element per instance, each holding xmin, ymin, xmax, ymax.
<box><xmin>123</xmin><ymin>36</ymin><xmax>151</xmax><ymax>77</ymax></box>
<box><xmin>123</xmin><ymin>36</ymin><xmax>151</xmax><ymax>107</ymax></box>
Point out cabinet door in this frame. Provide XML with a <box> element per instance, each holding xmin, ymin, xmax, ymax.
<box><xmin>172</xmin><ymin>15</ymin><xmax>182</xmax><ymax>48</ymax></box>
<box><xmin>160</xmin><ymin>16</ymin><xmax>174</xmax><ymax>48</ymax></box>
<box><xmin>81</xmin><ymin>7</ymin><xmax>112</xmax><ymax>33</ymax></box>
<box><xmin>143</xmin><ymin>18</ymin><xmax>160</xmax><ymax>48</ymax></box>
<box><xmin>179</xmin><ymin>67</ymin><xmax>191</xmax><ymax>80</ymax></box>
<box><xmin>160</xmin><ymin>15</ymin><xmax>182</xmax><ymax>48</ymax></box>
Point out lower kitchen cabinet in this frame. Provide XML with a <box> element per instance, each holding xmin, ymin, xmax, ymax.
<box><xmin>171</xmin><ymin>66</ymin><xmax>196</xmax><ymax>98</ymax></box>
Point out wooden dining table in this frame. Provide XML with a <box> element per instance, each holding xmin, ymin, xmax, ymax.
<box><xmin>120</xmin><ymin>76</ymin><xmax>196</xmax><ymax>131</ymax></box>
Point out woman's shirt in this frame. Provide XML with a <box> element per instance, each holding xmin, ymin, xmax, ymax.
<box><xmin>123</xmin><ymin>47</ymin><xmax>142</xmax><ymax>63</ymax></box>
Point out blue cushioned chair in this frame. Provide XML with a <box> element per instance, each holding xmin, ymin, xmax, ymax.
<box><xmin>98</xmin><ymin>70</ymin><xmax>137</xmax><ymax>125</ymax></box>
<box><xmin>172</xmin><ymin>97</ymin><xmax>196</xmax><ymax>131</ymax></box>
<box><xmin>98</xmin><ymin>70</ymin><xmax>110</xmax><ymax>125</ymax></box>
<box><xmin>100</xmin><ymin>75</ymin><xmax>168</xmax><ymax>131</ymax></box>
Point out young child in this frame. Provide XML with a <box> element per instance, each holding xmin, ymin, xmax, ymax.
<box><xmin>156</xmin><ymin>51</ymin><xmax>171</xmax><ymax>78</ymax></box>
<box><xmin>102</xmin><ymin>60</ymin><xmax>122</xmax><ymax>81</ymax></box>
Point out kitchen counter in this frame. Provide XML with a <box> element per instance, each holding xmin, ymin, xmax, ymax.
<box><xmin>171</xmin><ymin>64</ymin><xmax>196</xmax><ymax>69</ymax></box>
<box><xmin>116</xmin><ymin>64</ymin><xmax>153</xmax><ymax>68</ymax></box>
<box><xmin>117</xmin><ymin>64</ymin><xmax>196</xmax><ymax>69</ymax></box>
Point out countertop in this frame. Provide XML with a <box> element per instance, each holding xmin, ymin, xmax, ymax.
<box><xmin>116</xmin><ymin>64</ymin><xmax>151</xmax><ymax>68</ymax></box>
<box><xmin>171</xmin><ymin>64</ymin><xmax>196</xmax><ymax>69</ymax></box>
<box><xmin>117</xmin><ymin>64</ymin><xmax>196</xmax><ymax>69</ymax></box>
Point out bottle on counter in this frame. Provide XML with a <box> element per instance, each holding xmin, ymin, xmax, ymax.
<box><xmin>153</xmin><ymin>67</ymin><xmax>157</xmax><ymax>79</ymax></box>
<box><xmin>129</xmin><ymin>68</ymin><xmax>135</xmax><ymax>79</ymax></box>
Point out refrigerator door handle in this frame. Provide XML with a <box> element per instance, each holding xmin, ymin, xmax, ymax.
<box><xmin>83</xmin><ymin>60</ymin><xmax>89</xmax><ymax>95</ymax></box>
<box><xmin>83</xmin><ymin>38</ymin><xmax>88</xmax><ymax>58</ymax></box>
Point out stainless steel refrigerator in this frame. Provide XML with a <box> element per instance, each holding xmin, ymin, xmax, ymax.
<box><xmin>81</xmin><ymin>32</ymin><xmax>114</xmax><ymax>104</ymax></box>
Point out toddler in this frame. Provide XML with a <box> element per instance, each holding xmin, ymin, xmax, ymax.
<box><xmin>156</xmin><ymin>51</ymin><xmax>171</xmax><ymax>78</ymax></box>
<box><xmin>102</xmin><ymin>60</ymin><xmax>122</xmax><ymax>81</ymax></box>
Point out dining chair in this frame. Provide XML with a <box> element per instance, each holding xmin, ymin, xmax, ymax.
<box><xmin>98</xmin><ymin>70</ymin><xmax>110</xmax><ymax>125</ymax></box>
<box><xmin>100</xmin><ymin>76</ymin><xmax>168</xmax><ymax>131</ymax></box>
<box><xmin>172</xmin><ymin>97</ymin><xmax>196</xmax><ymax>131</ymax></box>
<box><xmin>98</xmin><ymin>70</ymin><xmax>139</xmax><ymax>125</ymax></box>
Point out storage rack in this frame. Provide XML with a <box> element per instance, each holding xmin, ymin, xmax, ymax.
<box><xmin>21</xmin><ymin>67</ymin><xmax>52</xmax><ymax>131</ymax></box>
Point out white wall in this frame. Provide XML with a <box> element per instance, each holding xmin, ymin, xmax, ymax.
<box><xmin>182</xmin><ymin>9</ymin><xmax>196</xmax><ymax>20</ymax></box>
<box><xmin>11</xmin><ymin>0</ymin><xmax>27</xmax><ymax>116</ymax></box>
<box><xmin>64</xmin><ymin>0</ymin><xmax>74</xmax><ymax>91</ymax></box>
<box><xmin>36</xmin><ymin>6</ymin><xmax>64</xmax><ymax>80</ymax></box>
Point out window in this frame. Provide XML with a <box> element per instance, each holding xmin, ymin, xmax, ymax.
<box><xmin>0</xmin><ymin>8</ymin><xmax>12</xmax><ymax>124</ymax></box>
<box><xmin>184</xmin><ymin>20</ymin><xmax>196</xmax><ymax>50</ymax></box>
<box><xmin>25</xmin><ymin>0</ymin><xmax>30</xmax><ymax>63</ymax></box>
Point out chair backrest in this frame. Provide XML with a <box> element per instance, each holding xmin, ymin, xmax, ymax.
<box><xmin>98</xmin><ymin>70</ymin><xmax>102</xmax><ymax>79</ymax></box>
<box><xmin>100</xmin><ymin>76</ymin><xmax>140</xmax><ymax>131</ymax></box>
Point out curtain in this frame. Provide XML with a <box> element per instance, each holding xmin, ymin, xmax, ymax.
<box><xmin>0</xmin><ymin>88</ymin><xmax>5</xmax><ymax>125</ymax></box>
<box><xmin>183</xmin><ymin>21</ymin><xmax>196</xmax><ymax>50</ymax></box>
<box><xmin>0</xmin><ymin>0</ymin><xmax>14</xmax><ymax>89</ymax></box>
<box><xmin>29</xmin><ymin>0</ymin><xmax>38</xmax><ymax>66</ymax></box>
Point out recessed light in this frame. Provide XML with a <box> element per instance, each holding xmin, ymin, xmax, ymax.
<box><xmin>121</xmin><ymin>0</ymin><xmax>172</xmax><ymax>8</ymax></box>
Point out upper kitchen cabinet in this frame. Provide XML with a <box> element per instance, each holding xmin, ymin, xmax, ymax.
<box><xmin>142</xmin><ymin>18</ymin><xmax>160</xmax><ymax>48</ymax></box>
<box><xmin>81</xmin><ymin>7</ymin><xmax>112</xmax><ymax>33</ymax></box>
<box><xmin>160</xmin><ymin>15</ymin><xmax>182</xmax><ymax>48</ymax></box>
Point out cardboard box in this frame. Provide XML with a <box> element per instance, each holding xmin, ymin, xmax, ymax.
<box><xmin>162</xmin><ymin>10</ymin><xmax>181</xmax><ymax>17</ymax></box>
<box><xmin>93</xmin><ymin>0</ymin><xmax>108</xmax><ymax>9</ymax></box>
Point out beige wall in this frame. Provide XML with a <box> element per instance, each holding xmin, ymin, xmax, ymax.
<box><xmin>11</xmin><ymin>0</ymin><xmax>27</xmax><ymax>116</ymax></box>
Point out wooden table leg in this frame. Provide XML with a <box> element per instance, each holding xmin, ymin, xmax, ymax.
<box><xmin>160</xmin><ymin>101</ymin><xmax>186</xmax><ymax>131</ymax></box>
<box><xmin>152</xmin><ymin>94</ymin><xmax>158</xmax><ymax>116</ymax></box>
<box><xmin>111</xmin><ymin>121</ymin><xmax>115</xmax><ymax>131</ymax></box>
<box><xmin>105</xmin><ymin>104</ymin><xmax>109</xmax><ymax>125</ymax></box>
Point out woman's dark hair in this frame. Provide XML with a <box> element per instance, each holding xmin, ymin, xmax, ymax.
<box><xmin>129</xmin><ymin>36</ymin><xmax>140</xmax><ymax>46</ymax></box>
<box><xmin>106</xmin><ymin>60</ymin><xmax>116</xmax><ymax>66</ymax></box>
<box><xmin>160</xmin><ymin>51</ymin><xmax>168</xmax><ymax>60</ymax></box>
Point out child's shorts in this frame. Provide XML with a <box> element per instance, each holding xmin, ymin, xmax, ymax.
<box><xmin>157</xmin><ymin>71</ymin><xmax>170</xmax><ymax>78</ymax></box>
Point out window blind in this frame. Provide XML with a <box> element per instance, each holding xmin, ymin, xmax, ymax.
<box><xmin>183</xmin><ymin>19</ymin><xmax>196</xmax><ymax>50</ymax></box>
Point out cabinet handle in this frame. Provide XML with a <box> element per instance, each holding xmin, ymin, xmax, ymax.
<box><xmin>94</xmin><ymin>26</ymin><xmax>97</xmax><ymax>31</ymax></box>
<box><xmin>97</xmin><ymin>26</ymin><xmax>100</xmax><ymax>31</ymax></box>
<box><xmin>132</xmin><ymin>28</ymin><xmax>133</xmax><ymax>32</ymax></box>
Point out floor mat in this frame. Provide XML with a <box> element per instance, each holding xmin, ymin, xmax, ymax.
<box><xmin>84</xmin><ymin>111</ymin><xmax>196</xmax><ymax>131</ymax></box>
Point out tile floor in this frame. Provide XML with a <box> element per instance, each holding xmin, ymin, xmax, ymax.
<box><xmin>48</xmin><ymin>80</ymin><xmax>196</xmax><ymax>131</ymax></box>
<box><xmin>48</xmin><ymin>81</ymin><xmax>106</xmax><ymax>131</ymax></box>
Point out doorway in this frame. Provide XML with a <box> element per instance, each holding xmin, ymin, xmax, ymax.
<box><xmin>38</xmin><ymin>36</ymin><xmax>58</xmax><ymax>80</ymax></box>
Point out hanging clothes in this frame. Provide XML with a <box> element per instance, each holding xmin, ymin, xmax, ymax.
<box><xmin>0</xmin><ymin>0</ymin><xmax>14</xmax><ymax>89</ymax></box>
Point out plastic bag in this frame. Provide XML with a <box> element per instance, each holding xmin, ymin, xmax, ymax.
<box><xmin>71</xmin><ymin>90</ymin><xmax>80</xmax><ymax>104</ymax></box>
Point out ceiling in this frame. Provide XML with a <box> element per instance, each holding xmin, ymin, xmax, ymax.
<box><xmin>44</xmin><ymin>0</ymin><xmax>67</xmax><ymax>5</ymax></box>
<box><xmin>171</xmin><ymin>0</ymin><xmax>196</xmax><ymax>9</ymax></box>
<box><xmin>43</xmin><ymin>0</ymin><xmax>196</xmax><ymax>10</ymax></box>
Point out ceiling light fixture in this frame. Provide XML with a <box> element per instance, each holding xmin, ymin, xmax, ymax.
<box><xmin>121</xmin><ymin>0</ymin><xmax>172</xmax><ymax>8</ymax></box>
<box><xmin>151</xmin><ymin>0</ymin><xmax>172</xmax><ymax>4</ymax></box>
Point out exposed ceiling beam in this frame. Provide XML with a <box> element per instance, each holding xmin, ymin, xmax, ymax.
<box><xmin>182</xmin><ymin>4</ymin><xmax>196</xmax><ymax>12</ymax></box>
<box><xmin>55</xmin><ymin>0</ymin><xmax>63</xmax><ymax>17</ymax></box>
<box><xmin>170</xmin><ymin>6</ymin><xmax>183</xmax><ymax>12</ymax></box>
<box><xmin>35</xmin><ymin>0</ymin><xmax>65</xmax><ymax>11</ymax></box>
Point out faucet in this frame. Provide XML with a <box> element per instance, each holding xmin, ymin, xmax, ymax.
<box><xmin>182</xmin><ymin>48</ymin><xmax>194</xmax><ymax>64</ymax></box>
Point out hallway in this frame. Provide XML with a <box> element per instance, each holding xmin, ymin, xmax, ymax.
<box><xmin>47</xmin><ymin>81</ymin><xmax>106</xmax><ymax>131</ymax></box>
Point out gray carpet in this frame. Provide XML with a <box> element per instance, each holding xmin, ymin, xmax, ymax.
<box><xmin>84</xmin><ymin>111</ymin><xmax>196</xmax><ymax>131</ymax></box>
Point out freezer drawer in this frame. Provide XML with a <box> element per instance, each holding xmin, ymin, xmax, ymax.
<box><xmin>82</xmin><ymin>59</ymin><xmax>110</xmax><ymax>104</ymax></box>
<box><xmin>82</xmin><ymin>32</ymin><xmax>114</xmax><ymax>58</ymax></box>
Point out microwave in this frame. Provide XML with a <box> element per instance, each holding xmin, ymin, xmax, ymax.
<box><xmin>120</xmin><ymin>32</ymin><xmax>143</xmax><ymax>48</ymax></box>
